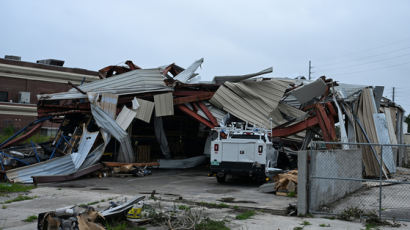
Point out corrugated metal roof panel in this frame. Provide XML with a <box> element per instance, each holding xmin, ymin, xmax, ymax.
<box><xmin>134</xmin><ymin>98</ymin><xmax>154</xmax><ymax>123</ymax></box>
<box><xmin>70</xmin><ymin>126</ymin><xmax>99</xmax><ymax>170</ymax></box>
<box><xmin>213</xmin><ymin>67</ymin><xmax>272</xmax><ymax>85</ymax></box>
<box><xmin>174</xmin><ymin>58</ymin><xmax>203</xmax><ymax>83</ymax></box>
<box><xmin>154</xmin><ymin>92</ymin><xmax>174</xmax><ymax>117</ymax></box>
<box><xmin>39</xmin><ymin>68</ymin><xmax>172</xmax><ymax>100</ymax></box>
<box><xmin>210</xmin><ymin>79</ymin><xmax>290</xmax><ymax>128</ymax></box>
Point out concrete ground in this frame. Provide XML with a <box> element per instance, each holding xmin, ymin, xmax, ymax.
<box><xmin>43</xmin><ymin>168</ymin><xmax>296</xmax><ymax>213</ymax></box>
<box><xmin>1</xmin><ymin>168</ymin><xmax>409</xmax><ymax>229</ymax></box>
<box><xmin>316</xmin><ymin>167</ymin><xmax>410</xmax><ymax>220</ymax></box>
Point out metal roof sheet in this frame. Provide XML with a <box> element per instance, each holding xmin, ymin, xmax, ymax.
<box><xmin>213</xmin><ymin>67</ymin><xmax>272</xmax><ymax>85</ymax></box>
<box><xmin>154</xmin><ymin>92</ymin><xmax>174</xmax><ymax>117</ymax></box>
<box><xmin>210</xmin><ymin>79</ymin><xmax>290</xmax><ymax>129</ymax></box>
<box><xmin>38</xmin><ymin>68</ymin><xmax>172</xmax><ymax>100</ymax></box>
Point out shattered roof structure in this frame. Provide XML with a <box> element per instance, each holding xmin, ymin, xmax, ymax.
<box><xmin>1</xmin><ymin>58</ymin><xmax>407</xmax><ymax>183</ymax></box>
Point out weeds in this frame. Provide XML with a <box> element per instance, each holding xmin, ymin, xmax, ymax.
<box><xmin>235</xmin><ymin>210</ymin><xmax>255</xmax><ymax>220</ymax></box>
<box><xmin>3</xmin><ymin>195</ymin><xmax>36</xmax><ymax>204</ymax></box>
<box><xmin>23</xmin><ymin>215</ymin><xmax>37</xmax><ymax>222</ymax></box>
<box><xmin>301</xmin><ymin>220</ymin><xmax>311</xmax><ymax>226</ymax></box>
<box><xmin>0</xmin><ymin>183</ymin><xmax>34</xmax><ymax>194</ymax></box>
<box><xmin>195</xmin><ymin>218</ymin><xmax>230</xmax><ymax>230</ymax></box>
<box><xmin>287</xmin><ymin>191</ymin><xmax>296</xmax><ymax>197</ymax></box>
<box><xmin>105</xmin><ymin>221</ymin><xmax>146</xmax><ymax>230</ymax></box>
<box><xmin>319</xmin><ymin>223</ymin><xmax>330</xmax><ymax>227</ymax></box>
<box><xmin>338</xmin><ymin>206</ymin><xmax>364</xmax><ymax>221</ymax></box>
<box><xmin>2</xmin><ymin>205</ymin><xmax>6</xmax><ymax>209</ymax></box>
<box><xmin>198</xmin><ymin>201</ymin><xmax>229</xmax><ymax>209</ymax></box>
<box><xmin>178</xmin><ymin>205</ymin><xmax>190</xmax><ymax>210</ymax></box>
<box><xmin>293</xmin><ymin>227</ymin><xmax>303</xmax><ymax>230</ymax></box>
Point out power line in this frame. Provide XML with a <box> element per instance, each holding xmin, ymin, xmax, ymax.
<box><xmin>316</xmin><ymin>51</ymin><xmax>410</xmax><ymax>72</ymax></box>
<box><xmin>325</xmin><ymin>59</ymin><xmax>410</xmax><ymax>76</ymax></box>
<box><xmin>315</xmin><ymin>36</ymin><xmax>410</xmax><ymax>66</ymax></box>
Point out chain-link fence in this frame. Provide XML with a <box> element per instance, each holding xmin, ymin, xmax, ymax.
<box><xmin>308</xmin><ymin>142</ymin><xmax>410</xmax><ymax>221</ymax></box>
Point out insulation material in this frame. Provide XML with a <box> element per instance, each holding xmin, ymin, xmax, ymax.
<box><xmin>154</xmin><ymin>92</ymin><xmax>174</xmax><ymax>117</ymax></box>
<box><xmin>91</xmin><ymin>104</ymin><xmax>135</xmax><ymax>163</ymax></box>
<box><xmin>384</xmin><ymin>108</ymin><xmax>398</xmax><ymax>145</ymax></box>
<box><xmin>173</xmin><ymin>58</ymin><xmax>203</xmax><ymax>83</ymax></box>
<box><xmin>355</xmin><ymin>88</ymin><xmax>387</xmax><ymax>177</ymax></box>
<box><xmin>373</xmin><ymin>113</ymin><xmax>396</xmax><ymax>173</ymax></box>
<box><xmin>70</xmin><ymin>125</ymin><xmax>99</xmax><ymax>170</ymax></box>
<box><xmin>210</xmin><ymin>79</ymin><xmax>289</xmax><ymax>129</ymax></box>
<box><xmin>333</xmin><ymin>97</ymin><xmax>349</xmax><ymax>149</ymax></box>
<box><xmin>134</xmin><ymin>98</ymin><xmax>154</xmax><ymax>123</ymax></box>
<box><xmin>290</xmin><ymin>78</ymin><xmax>327</xmax><ymax>104</ymax></box>
<box><xmin>213</xmin><ymin>67</ymin><xmax>272</xmax><ymax>85</ymax></box>
<box><xmin>154</xmin><ymin>117</ymin><xmax>171</xmax><ymax>159</ymax></box>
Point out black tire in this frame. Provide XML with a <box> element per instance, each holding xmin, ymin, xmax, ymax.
<box><xmin>216</xmin><ymin>175</ymin><xmax>226</xmax><ymax>184</ymax></box>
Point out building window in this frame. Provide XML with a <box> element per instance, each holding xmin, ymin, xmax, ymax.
<box><xmin>0</xmin><ymin>91</ymin><xmax>8</xmax><ymax>102</ymax></box>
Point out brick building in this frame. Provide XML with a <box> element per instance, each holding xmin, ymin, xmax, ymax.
<box><xmin>0</xmin><ymin>56</ymin><xmax>98</xmax><ymax>133</ymax></box>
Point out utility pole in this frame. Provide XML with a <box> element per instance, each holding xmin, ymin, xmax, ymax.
<box><xmin>392</xmin><ymin>87</ymin><xmax>395</xmax><ymax>102</ymax></box>
<box><xmin>308</xmin><ymin>60</ymin><xmax>312</xmax><ymax>80</ymax></box>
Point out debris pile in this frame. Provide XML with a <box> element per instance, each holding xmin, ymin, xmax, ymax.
<box><xmin>0</xmin><ymin>58</ymin><xmax>405</xmax><ymax>183</ymax></box>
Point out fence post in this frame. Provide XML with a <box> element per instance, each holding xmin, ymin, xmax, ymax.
<box><xmin>379</xmin><ymin>145</ymin><xmax>383</xmax><ymax>219</ymax></box>
<box><xmin>297</xmin><ymin>149</ymin><xmax>309</xmax><ymax>215</ymax></box>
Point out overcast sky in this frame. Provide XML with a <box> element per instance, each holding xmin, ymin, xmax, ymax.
<box><xmin>1</xmin><ymin>0</ymin><xmax>410</xmax><ymax>112</ymax></box>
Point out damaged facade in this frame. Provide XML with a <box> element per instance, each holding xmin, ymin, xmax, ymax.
<box><xmin>0</xmin><ymin>58</ymin><xmax>407</xmax><ymax>184</ymax></box>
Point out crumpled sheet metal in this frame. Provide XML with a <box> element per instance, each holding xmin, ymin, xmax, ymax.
<box><xmin>100</xmin><ymin>195</ymin><xmax>145</xmax><ymax>217</ymax></box>
<box><xmin>173</xmin><ymin>58</ymin><xmax>203</xmax><ymax>83</ymax></box>
<box><xmin>210</xmin><ymin>79</ymin><xmax>290</xmax><ymax>128</ymax></box>
<box><xmin>6</xmin><ymin>127</ymin><xmax>99</xmax><ymax>183</ymax></box>
<box><xmin>71</xmin><ymin>126</ymin><xmax>99</xmax><ymax>170</ymax></box>
<box><xmin>290</xmin><ymin>78</ymin><xmax>327</xmax><ymax>104</ymax></box>
<box><xmin>38</xmin><ymin>68</ymin><xmax>172</xmax><ymax>100</ymax></box>
<box><xmin>91</xmin><ymin>104</ymin><xmax>135</xmax><ymax>163</ymax></box>
<box><xmin>6</xmin><ymin>154</ymin><xmax>77</xmax><ymax>183</ymax></box>
<box><xmin>213</xmin><ymin>67</ymin><xmax>272</xmax><ymax>85</ymax></box>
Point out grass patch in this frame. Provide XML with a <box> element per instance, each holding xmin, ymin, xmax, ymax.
<box><xmin>0</xmin><ymin>127</ymin><xmax>51</xmax><ymax>145</ymax></box>
<box><xmin>23</xmin><ymin>215</ymin><xmax>37</xmax><ymax>222</ymax></box>
<box><xmin>235</xmin><ymin>210</ymin><xmax>255</xmax><ymax>220</ymax></box>
<box><xmin>178</xmin><ymin>205</ymin><xmax>190</xmax><ymax>210</ymax></box>
<box><xmin>106</xmin><ymin>221</ymin><xmax>146</xmax><ymax>230</ymax></box>
<box><xmin>301</xmin><ymin>221</ymin><xmax>311</xmax><ymax>226</ymax></box>
<box><xmin>287</xmin><ymin>191</ymin><xmax>296</xmax><ymax>197</ymax></box>
<box><xmin>195</xmin><ymin>218</ymin><xmax>229</xmax><ymax>230</ymax></box>
<box><xmin>319</xmin><ymin>223</ymin><xmax>330</xmax><ymax>227</ymax></box>
<box><xmin>293</xmin><ymin>227</ymin><xmax>303</xmax><ymax>230</ymax></box>
<box><xmin>78</xmin><ymin>200</ymin><xmax>103</xmax><ymax>208</ymax></box>
<box><xmin>3</xmin><ymin>195</ymin><xmax>36</xmax><ymax>204</ymax></box>
<box><xmin>338</xmin><ymin>206</ymin><xmax>364</xmax><ymax>221</ymax></box>
<box><xmin>198</xmin><ymin>201</ymin><xmax>229</xmax><ymax>209</ymax></box>
<box><xmin>0</xmin><ymin>183</ymin><xmax>34</xmax><ymax>194</ymax></box>
<box><xmin>2</xmin><ymin>205</ymin><xmax>6</xmax><ymax>209</ymax></box>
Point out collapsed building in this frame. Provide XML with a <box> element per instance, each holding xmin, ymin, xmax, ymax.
<box><xmin>0</xmin><ymin>58</ymin><xmax>406</xmax><ymax>183</ymax></box>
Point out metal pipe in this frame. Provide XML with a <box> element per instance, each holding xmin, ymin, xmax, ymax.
<box><xmin>379</xmin><ymin>146</ymin><xmax>383</xmax><ymax>219</ymax></box>
<box><xmin>312</xmin><ymin>141</ymin><xmax>410</xmax><ymax>147</ymax></box>
<box><xmin>310</xmin><ymin>176</ymin><xmax>410</xmax><ymax>185</ymax></box>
